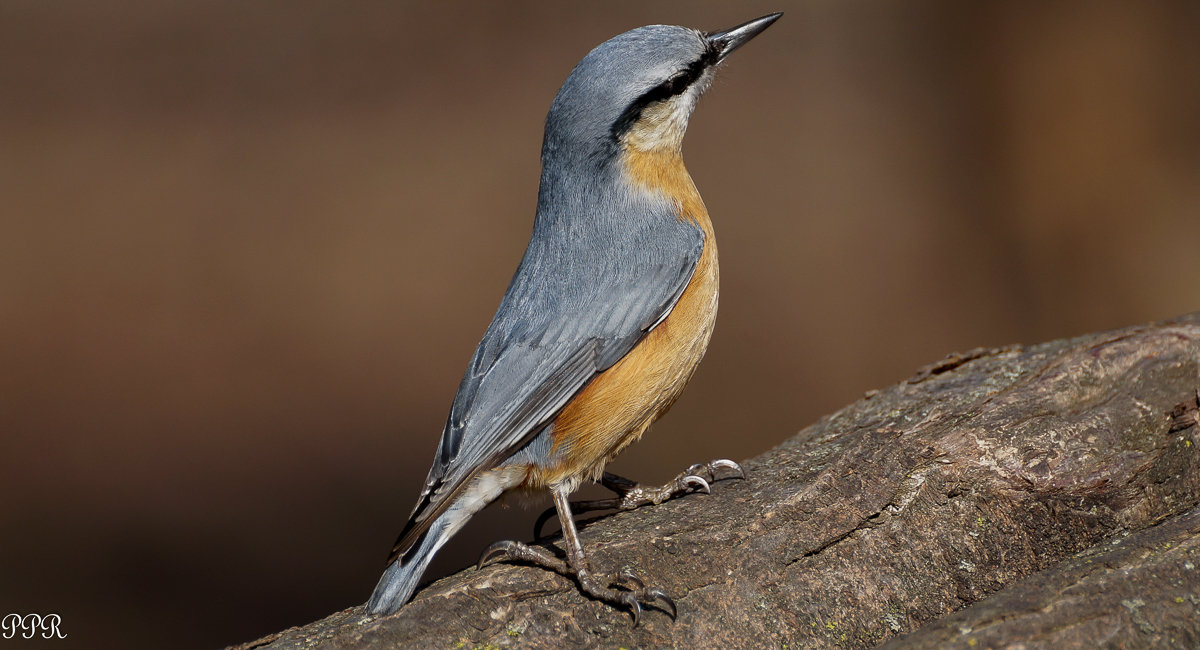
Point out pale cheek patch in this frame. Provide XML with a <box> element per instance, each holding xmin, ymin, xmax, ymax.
<box><xmin>624</xmin><ymin>76</ymin><xmax>710</xmax><ymax>152</ymax></box>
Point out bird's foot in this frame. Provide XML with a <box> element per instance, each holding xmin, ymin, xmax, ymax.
<box><xmin>478</xmin><ymin>542</ymin><xmax>674</xmax><ymax>625</ymax></box>
<box><xmin>606</xmin><ymin>459</ymin><xmax>745</xmax><ymax>508</ymax></box>
<box><xmin>580</xmin><ymin>565</ymin><xmax>676</xmax><ymax>625</ymax></box>
<box><xmin>534</xmin><ymin>459</ymin><xmax>745</xmax><ymax>538</ymax></box>
<box><xmin>478</xmin><ymin>539</ymin><xmax>570</xmax><ymax>575</ymax></box>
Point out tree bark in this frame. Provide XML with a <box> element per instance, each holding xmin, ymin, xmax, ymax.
<box><xmin>233</xmin><ymin>314</ymin><xmax>1200</xmax><ymax>649</ymax></box>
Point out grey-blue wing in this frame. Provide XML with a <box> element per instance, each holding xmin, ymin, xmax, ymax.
<box><xmin>388</xmin><ymin>202</ymin><xmax>705</xmax><ymax>559</ymax></box>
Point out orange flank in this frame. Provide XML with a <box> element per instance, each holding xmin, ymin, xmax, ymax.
<box><xmin>527</xmin><ymin>145</ymin><xmax>720</xmax><ymax>489</ymax></box>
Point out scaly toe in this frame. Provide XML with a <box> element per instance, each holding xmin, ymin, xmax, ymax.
<box><xmin>476</xmin><ymin>539</ymin><xmax>570</xmax><ymax>575</ymax></box>
<box><xmin>611</xmin><ymin>566</ymin><xmax>645</xmax><ymax>591</ymax></box>
<box><xmin>604</xmin><ymin>568</ymin><xmax>678</xmax><ymax>620</ymax></box>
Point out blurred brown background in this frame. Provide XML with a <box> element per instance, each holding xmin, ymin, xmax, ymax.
<box><xmin>1</xmin><ymin>1</ymin><xmax>1197</xmax><ymax>647</ymax></box>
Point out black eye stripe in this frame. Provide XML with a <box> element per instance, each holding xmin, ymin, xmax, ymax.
<box><xmin>610</xmin><ymin>43</ymin><xmax>719</xmax><ymax>139</ymax></box>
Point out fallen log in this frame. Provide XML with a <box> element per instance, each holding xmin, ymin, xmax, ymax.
<box><xmin>234</xmin><ymin>313</ymin><xmax>1200</xmax><ymax>649</ymax></box>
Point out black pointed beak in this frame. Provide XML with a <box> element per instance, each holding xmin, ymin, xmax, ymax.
<box><xmin>706</xmin><ymin>12</ymin><xmax>783</xmax><ymax>63</ymax></box>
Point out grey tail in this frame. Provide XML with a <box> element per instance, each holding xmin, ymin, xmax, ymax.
<box><xmin>365</xmin><ymin>518</ymin><xmax>448</xmax><ymax>615</ymax></box>
<box><xmin>366</xmin><ymin>468</ymin><xmax>517</xmax><ymax>615</ymax></box>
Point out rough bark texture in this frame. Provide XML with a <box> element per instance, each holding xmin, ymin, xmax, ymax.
<box><xmin>233</xmin><ymin>314</ymin><xmax>1200</xmax><ymax>649</ymax></box>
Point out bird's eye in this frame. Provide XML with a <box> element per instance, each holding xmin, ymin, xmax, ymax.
<box><xmin>648</xmin><ymin>72</ymin><xmax>690</xmax><ymax>103</ymax></box>
<box><xmin>610</xmin><ymin>60</ymin><xmax>707</xmax><ymax>138</ymax></box>
<box><xmin>665</xmin><ymin>72</ymin><xmax>688</xmax><ymax>95</ymax></box>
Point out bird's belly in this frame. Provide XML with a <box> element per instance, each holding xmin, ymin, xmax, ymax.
<box><xmin>528</xmin><ymin>238</ymin><xmax>719</xmax><ymax>490</ymax></box>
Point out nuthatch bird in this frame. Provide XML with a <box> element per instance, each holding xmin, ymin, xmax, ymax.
<box><xmin>367</xmin><ymin>13</ymin><xmax>781</xmax><ymax>622</ymax></box>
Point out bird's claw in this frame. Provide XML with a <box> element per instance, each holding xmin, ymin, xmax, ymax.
<box><xmin>611</xmin><ymin>566</ymin><xmax>645</xmax><ymax>590</ymax></box>
<box><xmin>596</xmin><ymin>568</ymin><xmax>676</xmax><ymax>625</ymax></box>
<box><xmin>680</xmin><ymin>475</ymin><xmax>710</xmax><ymax>494</ymax></box>
<box><xmin>532</xmin><ymin>507</ymin><xmax>559</xmax><ymax>540</ymax></box>
<box><xmin>643</xmin><ymin>587</ymin><xmax>677</xmax><ymax>619</ymax></box>
<box><xmin>477</xmin><ymin>540</ymin><xmax>523</xmax><ymax>570</ymax></box>
<box><xmin>621</xmin><ymin>593</ymin><xmax>643</xmax><ymax>626</ymax></box>
<box><xmin>685</xmin><ymin>458</ymin><xmax>745</xmax><ymax>483</ymax></box>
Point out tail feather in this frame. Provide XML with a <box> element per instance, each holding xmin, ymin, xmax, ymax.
<box><xmin>365</xmin><ymin>467</ymin><xmax>522</xmax><ymax>615</ymax></box>
<box><xmin>365</xmin><ymin>520</ymin><xmax>446</xmax><ymax>615</ymax></box>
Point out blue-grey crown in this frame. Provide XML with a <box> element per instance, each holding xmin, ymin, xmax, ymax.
<box><xmin>542</xmin><ymin>25</ymin><xmax>715</xmax><ymax>160</ymax></box>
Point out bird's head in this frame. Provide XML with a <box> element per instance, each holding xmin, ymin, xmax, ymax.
<box><xmin>543</xmin><ymin>13</ymin><xmax>781</xmax><ymax>162</ymax></box>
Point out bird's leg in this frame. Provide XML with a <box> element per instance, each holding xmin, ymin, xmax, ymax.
<box><xmin>479</xmin><ymin>486</ymin><xmax>676</xmax><ymax>625</ymax></box>
<box><xmin>553</xmin><ymin>486</ymin><xmax>676</xmax><ymax>624</ymax></box>
<box><xmin>534</xmin><ymin>459</ymin><xmax>744</xmax><ymax>538</ymax></box>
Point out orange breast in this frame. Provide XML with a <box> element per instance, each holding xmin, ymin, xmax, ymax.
<box><xmin>526</xmin><ymin>146</ymin><xmax>719</xmax><ymax>490</ymax></box>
